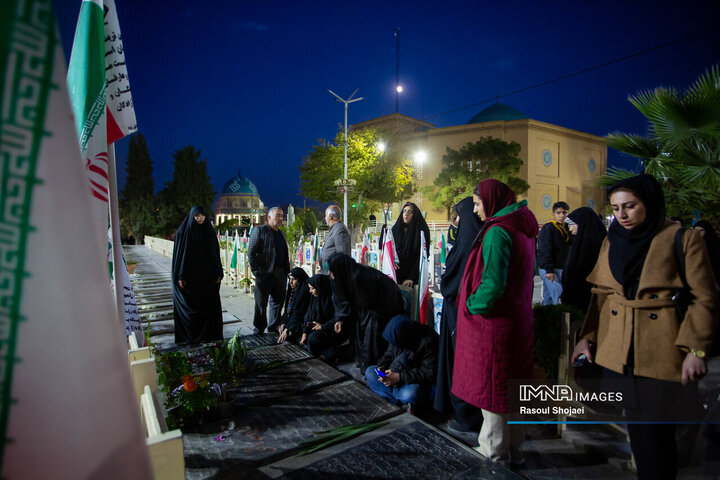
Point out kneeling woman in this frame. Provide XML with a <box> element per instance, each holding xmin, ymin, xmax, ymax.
<box><xmin>572</xmin><ymin>174</ymin><xmax>718</xmax><ymax>480</ymax></box>
<box><xmin>326</xmin><ymin>253</ymin><xmax>405</xmax><ymax>372</ymax></box>
<box><xmin>277</xmin><ymin>267</ymin><xmax>311</xmax><ymax>343</ymax></box>
<box><xmin>303</xmin><ymin>274</ymin><xmax>346</xmax><ymax>359</ymax></box>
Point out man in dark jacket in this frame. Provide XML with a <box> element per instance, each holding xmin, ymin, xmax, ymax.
<box><xmin>364</xmin><ymin>315</ymin><xmax>438</xmax><ymax>411</ymax></box>
<box><xmin>248</xmin><ymin>207</ymin><xmax>290</xmax><ymax>333</ymax></box>
<box><xmin>536</xmin><ymin>201</ymin><xmax>571</xmax><ymax>305</ymax></box>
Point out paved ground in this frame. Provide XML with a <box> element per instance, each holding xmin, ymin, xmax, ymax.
<box><xmin>126</xmin><ymin>245</ymin><xmax>720</xmax><ymax>479</ymax></box>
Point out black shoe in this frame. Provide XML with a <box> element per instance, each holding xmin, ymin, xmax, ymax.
<box><xmin>447</xmin><ymin>419</ymin><xmax>477</xmax><ymax>434</ymax></box>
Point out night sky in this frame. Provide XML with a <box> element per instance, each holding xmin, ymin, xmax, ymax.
<box><xmin>53</xmin><ymin>0</ymin><xmax>720</xmax><ymax>210</ymax></box>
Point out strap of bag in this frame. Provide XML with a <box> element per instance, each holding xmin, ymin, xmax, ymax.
<box><xmin>673</xmin><ymin>227</ymin><xmax>687</xmax><ymax>288</ymax></box>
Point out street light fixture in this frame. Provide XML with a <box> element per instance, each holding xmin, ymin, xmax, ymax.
<box><xmin>328</xmin><ymin>88</ymin><xmax>364</xmax><ymax>225</ymax></box>
<box><xmin>377</xmin><ymin>141</ymin><xmax>386</xmax><ymax>153</ymax></box>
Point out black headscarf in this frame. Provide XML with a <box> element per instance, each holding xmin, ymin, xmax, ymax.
<box><xmin>391</xmin><ymin>202</ymin><xmax>431</xmax><ymax>284</ymax></box>
<box><xmin>695</xmin><ymin>220</ymin><xmax>720</xmax><ymax>282</ymax></box>
<box><xmin>607</xmin><ymin>175</ymin><xmax>666</xmax><ymax>299</ymax></box>
<box><xmin>383</xmin><ymin>314</ymin><xmax>421</xmax><ymax>351</ymax></box>
<box><xmin>172</xmin><ymin>205</ymin><xmax>223</xmax><ymax>283</ymax></box>
<box><xmin>283</xmin><ymin>267</ymin><xmax>309</xmax><ymax>313</ymax></box>
<box><xmin>562</xmin><ymin>207</ymin><xmax>607</xmax><ymax>310</ymax></box>
<box><xmin>304</xmin><ymin>274</ymin><xmax>334</xmax><ymax>325</ymax></box>
<box><xmin>440</xmin><ymin>197</ymin><xmax>483</xmax><ymax>301</ymax></box>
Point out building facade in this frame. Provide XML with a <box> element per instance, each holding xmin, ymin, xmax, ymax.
<box><xmin>214</xmin><ymin>170</ymin><xmax>266</xmax><ymax>226</ymax></box>
<box><xmin>353</xmin><ymin>104</ymin><xmax>607</xmax><ymax>223</ymax></box>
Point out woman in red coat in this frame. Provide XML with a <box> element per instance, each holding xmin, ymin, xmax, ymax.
<box><xmin>452</xmin><ymin>179</ymin><xmax>538</xmax><ymax>464</ymax></box>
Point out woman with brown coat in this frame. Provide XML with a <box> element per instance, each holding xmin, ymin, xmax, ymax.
<box><xmin>572</xmin><ymin>175</ymin><xmax>718</xmax><ymax>480</ymax></box>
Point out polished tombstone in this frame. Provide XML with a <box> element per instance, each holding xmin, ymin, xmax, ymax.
<box><xmin>245</xmin><ymin>343</ymin><xmax>312</xmax><ymax>365</ymax></box>
<box><xmin>269</xmin><ymin>420</ymin><xmax>524</xmax><ymax>480</ymax></box>
<box><xmin>231</xmin><ymin>358</ymin><xmax>346</xmax><ymax>407</ymax></box>
<box><xmin>182</xmin><ymin>380</ymin><xmax>404</xmax><ymax>474</ymax></box>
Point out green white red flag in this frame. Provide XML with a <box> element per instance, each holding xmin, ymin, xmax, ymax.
<box><xmin>381</xmin><ymin>229</ymin><xmax>397</xmax><ymax>282</ymax></box>
<box><xmin>417</xmin><ymin>230</ymin><xmax>431</xmax><ymax>325</ymax></box>
<box><xmin>0</xmin><ymin>1</ymin><xmax>151</xmax><ymax>476</ymax></box>
<box><xmin>230</xmin><ymin>230</ymin><xmax>239</xmax><ymax>269</ymax></box>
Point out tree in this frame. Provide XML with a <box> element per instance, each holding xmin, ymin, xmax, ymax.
<box><xmin>157</xmin><ymin>145</ymin><xmax>216</xmax><ymax>237</ymax></box>
<box><xmin>280</xmin><ymin>207</ymin><xmax>319</xmax><ymax>253</ymax></box>
<box><xmin>422</xmin><ymin>137</ymin><xmax>530</xmax><ymax>216</ymax></box>
<box><xmin>299</xmin><ymin>127</ymin><xmax>416</xmax><ymax>228</ymax></box>
<box><xmin>121</xmin><ymin>132</ymin><xmax>156</xmax><ymax>242</ymax></box>
<box><xmin>605</xmin><ymin>65</ymin><xmax>720</xmax><ymax>224</ymax></box>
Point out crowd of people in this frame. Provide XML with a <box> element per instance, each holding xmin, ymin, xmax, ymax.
<box><xmin>170</xmin><ymin>174</ymin><xmax>719</xmax><ymax>476</ymax></box>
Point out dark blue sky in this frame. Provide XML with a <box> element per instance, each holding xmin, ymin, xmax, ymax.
<box><xmin>54</xmin><ymin>0</ymin><xmax>720</xmax><ymax>209</ymax></box>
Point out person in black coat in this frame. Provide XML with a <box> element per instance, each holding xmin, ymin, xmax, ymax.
<box><xmin>433</xmin><ymin>197</ymin><xmax>484</xmax><ymax>431</ymax></box>
<box><xmin>392</xmin><ymin>202</ymin><xmax>431</xmax><ymax>287</ymax></box>
<box><xmin>277</xmin><ymin>267</ymin><xmax>311</xmax><ymax>343</ymax></box>
<box><xmin>171</xmin><ymin>205</ymin><xmax>224</xmax><ymax>344</ymax></box>
<box><xmin>561</xmin><ymin>207</ymin><xmax>607</xmax><ymax>312</ymax></box>
<box><xmin>365</xmin><ymin>314</ymin><xmax>439</xmax><ymax>410</ymax></box>
<box><xmin>327</xmin><ymin>253</ymin><xmax>405</xmax><ymax>372</ymax></box>
<box><xmin>303</xmin><ymin>274</ymin><xmax>346</xmax><ymax>357</ymax></box>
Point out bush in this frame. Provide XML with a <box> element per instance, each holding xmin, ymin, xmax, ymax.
<box><xmin>533</xmin><ymin>304</ymin><xmax>585</xmax><ymax>380</ymax></box>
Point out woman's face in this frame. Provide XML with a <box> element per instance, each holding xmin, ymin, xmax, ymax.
<box><xmin>308</xmin><ymin>284</ymin><xmax>318</xmax><ymax>297</ymax></box>
<box><xmin>289</xmin><ymin>276</ymin><xmax>298</xmax><ymax>289</ymax></box>
<box><xmin>472</xmin><ymin>194</ymin><xmax>486</xmax><ymax>221</ymax></box>
<box><xmin>695</xmin><ymin>226</ymin><xmax>706</xmax><ymax>238</ymax></box>
<box><xmin>609</xmin><ymin>188</ymin><xmax>647</xmax><ymax>230</ymax></box>
<box><xmin>194</xmin><ymin>213</ymin><xmax>206</xmax><ymax>224</ymax></box>
<box><xmin>569</xmin><ymin>223</ymin><xmax>578</xmax><ymax>235</ymax></box>
<box><xmin>402</xmin><ymin>205</ymin><xmax>414</xmax><ymax>224</ymax></box>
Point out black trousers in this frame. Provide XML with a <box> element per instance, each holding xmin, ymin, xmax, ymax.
<box><xmin>253</xmin><ymin>268</ymin><xmax>286</xmax><ymax>332</ymax></box>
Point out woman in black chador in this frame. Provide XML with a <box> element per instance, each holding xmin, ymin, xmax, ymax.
<box><xmin>392</xmin><ymin>202</ymin><xmax>431</xmax><ymax>286</ymax></box>
<box><xmin>327</xmin><ymin>253</ymin><xmax>405</xmax><ymax>372</ymax></box>
<box><xmin>171</xmin><ymin>205</ymin><xmax>224</xmax><ymax>344</ymax></box>
<box><xmin>433</xmin><ymin>197</ymin><xmax>484</xmax><ymax>432</ymax></box>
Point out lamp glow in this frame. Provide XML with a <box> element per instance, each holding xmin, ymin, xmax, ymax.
<box><xmin>396</xmin><ymin>85</ymin><xmax>403</xmax><ymax>93</ymax></box>
<box><xmin>414</xmin><ymin>151</ymin><xmax>427</xmax><ymax>164</ymax></box>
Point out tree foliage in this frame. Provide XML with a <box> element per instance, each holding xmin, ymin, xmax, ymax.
<box><xmin>421</xmin><ymin>137</ymin><xmax>530</xmax><ymax>216</ymax></box>
<box><xmin>299</xmin><ymin>128</ymin><xmax>416</xmax><ymax>228</ymax></box>
<box><xmin>120</xmin><ymin>132</ymin><xmax>156</xmax><ymax>242</ymax></box>
<box><xmin>605</xmin><ymin>64</ymin><xmax>720</xmax><ymax>223</ymax></box>
<box><xmin>157</xmin><ymin>145</ymin><xmax>216</xmax><ymax>237</ymax></box>
<box><xmin>280</xmin><ymin>207</ymin><xmax>319</xmax><ymax>251</ymax></box>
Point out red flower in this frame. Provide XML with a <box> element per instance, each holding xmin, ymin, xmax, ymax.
<box><xmin>183</xmin><ymin>380</ymin><xmax>198</xmax><ymax>392</ymax></box>
<box><xmin>180</xmin><ymin>374</ymin><xmax>193</xmax><ymax>383</ymax></box>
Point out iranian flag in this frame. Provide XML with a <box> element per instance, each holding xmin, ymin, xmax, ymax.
<box><xmin>67</xmin><ymin>0</ymin><xmax>142</xmax><ymax>338</ymax></box>
<box><xmin>230</xmin><ymin>230</ymin><xmax>239</xmax><ymax>269</ymax></box>
<box><xmin>0</xmin><ymin>1</ymin><xmax>151</xmax><ymax>476</ymax></box>
<box><xmin>417</xmin><ymin>230</ymin><xmax>431</xmax><ymax>325</ymax></box>
<box><xmin>360</xmin><ymin>229</ymin><xmax>371</xmax><ymax>265</ymax></box>
<box><xmin>439</xmin><ymin>232</ymin><xmax>447</xmax><ymax>265</ymax></box>
<box><xmin>297</xmin><ymin>236</ymin><xmax>305</xmax><ymax>265</ymax></box>
<box><xmin>380</xmin><ymin>228</ymin><xmax>397</xmax><ymax>282</ymax></box>
<box><xmin>312</xmin><ymin>228</ymin><xmax>319</xmax><ymax>266</ymax></box>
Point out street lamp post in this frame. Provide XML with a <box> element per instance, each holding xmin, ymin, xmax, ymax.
<box><xmin>328</xmin><ymin>88</ymin><xmax>364</xmax><ymax>225</ymax></box>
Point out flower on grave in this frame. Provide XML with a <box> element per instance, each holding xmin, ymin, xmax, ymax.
<box><xmin>181</xmin><ymin>374</ymin><xmax>193</xmax><ymax>383</ymax></box>
<box><xmin>183</xmin><ymin>379</ymin><xmax>198</xmax><ymax>392</ymax></box>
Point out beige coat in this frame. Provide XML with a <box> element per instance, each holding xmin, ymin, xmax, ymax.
<box><xmin>580</xmin><ymin>220</ymin><xmax>718</xmax><ymax>382</ymax></box>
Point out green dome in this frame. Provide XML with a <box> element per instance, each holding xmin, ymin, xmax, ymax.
<box><xmin>221</xmin><ymin>170</ymin><xmax>260</xmax><ymax>196</ymax></box>
<box><xmin>468</xmin><ymin>103</ymin><xmax>527</xmax><ymax>124</ymax></box>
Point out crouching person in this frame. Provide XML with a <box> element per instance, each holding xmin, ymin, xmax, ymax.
<box><xmin>364</xmin><ymin>315</ymin><xmax>438</xmax><ymax>412</ymax></box>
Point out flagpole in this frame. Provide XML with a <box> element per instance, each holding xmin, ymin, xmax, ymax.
<box><xmin>107</xmin><ymin>144</ymin><xmax>125</xmax><ymax>328</ymax></box>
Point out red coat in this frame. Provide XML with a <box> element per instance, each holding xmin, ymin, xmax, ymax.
<box><xmin>452</xmin><ymin>205</ymin><xmax>538</xmax><ymax>412</ymax></box>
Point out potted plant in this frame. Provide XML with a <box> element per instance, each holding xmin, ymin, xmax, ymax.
<box><xmin>239</xmin><ymin>277</ymin><xmax>253</xmax><ymax>293</ymax></box>
<box><xmin>126</xmin><ymin>260</ymin><xmax>138</xmax><ymax>274</ymax></box>
<box><xmin>206</xmin><ymin>332</ymin><xmax>247</xmax><ymax>418</ymax></box>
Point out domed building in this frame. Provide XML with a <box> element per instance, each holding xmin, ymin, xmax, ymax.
<box><xmin>353</xmin><ymin>103</ymin><xmax>607</xmax><ymax>223</ymax></box>
<box><xmin>214</xmin><ymin>170</ymin><xmax>266</xmax><ymax>226</ymax></box>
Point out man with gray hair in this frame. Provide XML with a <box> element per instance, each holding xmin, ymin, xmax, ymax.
<box><xmin>248</xmin><ymin>207</ymin><xmax>289</xmax><ymax>334</ymax></box>
<box><xmin>321</xmin><ymin>205</ymin><xmax>351</xmax><ymax>272</ymax></box>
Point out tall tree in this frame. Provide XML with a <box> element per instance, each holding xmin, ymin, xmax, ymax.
<box><xmin>158</xmin><ymin>145</ymin><xmax>216</xmax><ymax>236</ymax></box>
<box><xmin>299</xmin><ymin>127</ymin><xmax>416</xmax><ymax>228</ymax></box>
<box><xmin>422</xmin><ymin>137</ymin><xmax>530</xmax><ymax>216</ymax></box>
<box><xmin>121</xmin><ymin>132</ymin><xmax>156</xmax><ymax>242</ymax></box>
<box><xmin>605</xmin><ymin>65</ymin><xmax>720</xmax><ymax>223</ymax></box>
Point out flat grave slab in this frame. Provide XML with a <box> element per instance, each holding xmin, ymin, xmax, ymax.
<box><xmin>246</xmin><ymin>343</ymin><xmax>312</xmax><ymax>367</ymax></box>
<box><xmin>182</xmin><ymin>380</ymin><xmax>404</xmax><ymax>473</ymax></box>
<box><xmin>242</xmin><ymin>333</ymin><xmax>280</xmax><ymax>347</ymax></box>
<box><xmin>231</xmin><ymin>358</ymin><xmax>346</xmax><ymax>407</ymax></box>
<box><xmin>260</xmin><ymin>418</ymin><xmax>523</xmax><ymax>480</ymax></box>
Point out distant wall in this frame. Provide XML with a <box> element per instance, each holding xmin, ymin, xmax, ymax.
<box><xmin>144</xmin><ymin>236</ymin><xmax>174</xmax><ymax>259</ymax></box>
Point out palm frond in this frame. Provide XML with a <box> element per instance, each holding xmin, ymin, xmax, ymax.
<box><xmin>606</xmin><ymin>132</ymin><xmax>660</xmax><ymax>159</ymax></box>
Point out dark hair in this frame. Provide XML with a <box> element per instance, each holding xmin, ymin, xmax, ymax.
<box><xmin>473</xmin><ymin>184</ymin><xmax>480</xmax><ymax>197</ymax></box>
<box><xmin>552</xmin><ymin>202</ymin><xmax>569</xmax><ymax>211</ymax></box>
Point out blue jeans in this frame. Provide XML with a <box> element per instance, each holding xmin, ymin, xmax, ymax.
<box><xmin>364</xmin><ymin>366</ymin><xmax>432</xmax><ymax>407</ymax></box>
<box><xmin>539</xmin><ymin>268</ymin><xmax>563</xmax><ymax>305</ymax></box>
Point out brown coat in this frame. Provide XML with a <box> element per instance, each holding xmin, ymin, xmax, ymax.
<box><xmin>580</xmin><ymin>220</ymin><xmax>718</xmax><ymax>382</ymax></box>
